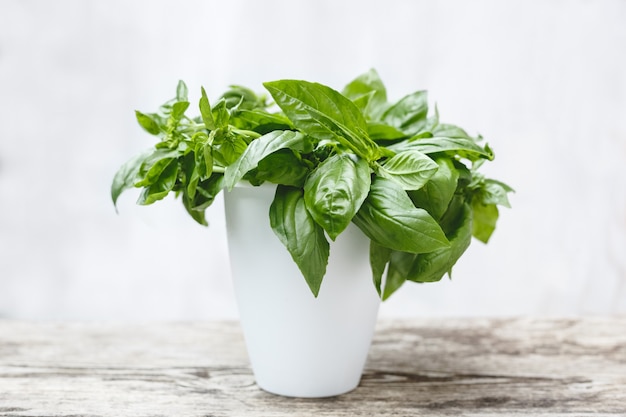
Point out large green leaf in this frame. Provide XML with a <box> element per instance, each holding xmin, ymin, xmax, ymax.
<box><xmin>382</xmin><ymin>91</ymin><xmax>428</xmax><ymax>135</ymax></box>
<box><xmin>263</xmin><ymin>80</ymin><xmax>381</xmax><ymax>161</ymax></box>
<box><xmin>408</xmin><ymin>202</ymin><xmax>473</xmax><ymax>283</ymax></box>
<box><xmin>254</xmin><ymin>149</ymin><xmax>309</xmax><ymax>187</ymax></box>
<box><xmin>352</xmin><ymin>178</ymin><xmax>449</xmax><ymax>253</ymax></box>
<box><xmin>377</xmin><ymin>150</ymin><xmax>439</xmax><ymax>190</ymax></box>
<box><xmin>224</xmin><ymin>130</ymin><xmax>307</xmax><ymax>189</ymax></box>
<box><xmin>341</xmin><ymin>69</ymin><xmax>388</xmax><ymax>119</ymax></box>
<box><xmin>389</xmin><ymin>136</ymin><xmax>494</xmax><ymax>161</ymax></box>
<box><xmin>408</xmin><ymin>157</ymin><xmax>459</xmax><ymax>219</ymax></box>
<box><xmin>304</xmin><ymin>153</ymin><xmax>370</xmax><ymax>240</ymax></box>
<box><xmin>270</xmin><ymin>186</ymin><xmax>330</xmax><ymax>297</ymax></box>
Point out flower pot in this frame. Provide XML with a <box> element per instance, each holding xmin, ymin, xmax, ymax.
<box><xmin>224</xmin><ymin>183</ymin><xmax>381</xmax><ymax>398</ymax></box>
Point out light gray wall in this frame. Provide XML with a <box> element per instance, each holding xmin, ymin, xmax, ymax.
<box><xmin>1</xmin><ymin>0</ymin><xmax>625</xmax><ymax>320</ymax></box>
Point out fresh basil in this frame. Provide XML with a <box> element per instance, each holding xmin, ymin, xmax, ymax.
<box><xmin>352</xmin><ymin>177</ymin><xmax>450</xmax><ymax>254</ymax></box>
<box><xmin>304</xmin><ymin>153</ymin><xmax>370</xmax><ymax>241</ymax></box>
<box><xmin>113</xmin><ymin>70</ymin><xmax>513</xmax><ymax>298</ymax></box>
<box><xmin>377</xmin><ymin>149</ymin><xmax>439</xmax><ymax>190</ymax></box>
<box><xmin>270</xmin><ymin>186</ymin><xmax>330</xmax><ymax>297</ymax></box>
<box><xmin>263</xmin><ymin>80</ymin><xmax>381</xmax><ymax>161</ymax></box>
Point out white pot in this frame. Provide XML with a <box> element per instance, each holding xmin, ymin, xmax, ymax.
<box><xmin>224</xmin><ymin>183</ymin><xmax>381</xmax><ymax>398</ymax></box>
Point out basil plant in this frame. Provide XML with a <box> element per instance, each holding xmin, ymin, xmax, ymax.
<box><xmin>112</xmin><ymin>70</ymin><xmax>513</xmax><ymax>299</ymax></box>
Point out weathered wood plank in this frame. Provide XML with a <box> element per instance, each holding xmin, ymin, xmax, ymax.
<box><xmin>0</xmin><ymin>318</ymin><xmax>625</xmax><ymax>416</ymax></box>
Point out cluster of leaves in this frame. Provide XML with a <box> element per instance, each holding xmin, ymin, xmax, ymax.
<box><xmin>112</xmin><ymin>70</ymin><xmax>513</xmax><ymax>299</ymax></box>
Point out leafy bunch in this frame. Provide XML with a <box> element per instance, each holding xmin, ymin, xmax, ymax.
<box><xmin>112</xmin><ymin>70</ymin><xmax>513</xmax><ymax>299</ymax></box>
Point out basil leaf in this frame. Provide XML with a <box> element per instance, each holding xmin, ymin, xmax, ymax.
<box><xmin>170</xmin><ymin>101</ymin><xmax>190</xmax><ymax>123</ymax></box>
<box><xmin>353</xmin><ymin>178</ymin><xmax>449</xmax><ymax>253</ymax></box>
<box><xmin>479</xmin><ymin>179</ymin><xmax>514</xmax><ymax>208</ymax></box>
<box><xmin>382</xmin><ymin>91</ymin><xmax>428</xmax><ymax>135</ymax></box>
<box><xmin>264</xmin><ymin>79</ymin><xmax>381</xmax><ymax>161</ymax></box>
<box><xmin>383</xmin><ymin>251</ymin><xmax>415</xmax><ymax>300</ymax></box>
<box><xmin>136</xmin><ymin>159</ymin><xmax>179</xmax><ymax>205</ymax></box>
<box><xmin>230</xmin><ymin>109</ymin><xmax>293</xmax><ymax>133</ymax></box>
<box><xmin>388</xmin><ymin>136</ymin><xmax>494</xmax><ymax>161</ymax></box>
<box><xmin>408</xmin><ymin>157</ymin><xmax>459</xmax><ymax>219</ymax></box>
<box><xmin>212</xmin><ymin>99</ymin><xmax>230</xmax><ymax>128</ymax></box>
<box><xmin>189</xmin><ymin>175</ymin><xmax>224</xmax><ymax>211</ymax></box>
<box><xmin>176</xmin><ymin>80</ymin><xmax>188</xmax><ymax>102</ymax></box>
<box><xmin>342</xmin><ymin>69</ymin><xmax>388</xmax><ymax>119</ymax></box>
<box><xmin>217</xmin><ymin>134</ymin><xmax>247</xmax><ymax>165</ymax></box>
<box><xmin>224</xmin><ymin>130</ymin><xmax>307</xmax><ymax>189</ymax></box>
<box><xmin>135</xmin><ymin>111</ymin><xmax>161</xmax><ymax>135</ymax></box>
<box><xmin>111</xmin><ymin>150</ymin><xmax>151</xmax><ymax>210</ymax></box>
<box><xmin>433</xmin><ymin>123</ymin><xmax>471</xmax><ymax>139</ymax></box>
<box><xmin>255</xmin><ymin>149</ymin><xmax>309</xmax><ymax>187</ymax></box>
<box><xmin>377</xmin><ymin>150</ymin><xmax>439</xmax><ymax>190</ymax></box>
<box><xmin>134</xmin><ymin>148</ymin><xmax>181</xmax><ymax>187</ymax></box>
<box><xmin>408</xmin><ymin>202</ymin><xmax>472</xmax><ymax>283</ymax></box>
<box><xmin>199</xmin><ymin>87</ymin><xmax>216</xmax><ymax>130</ymax></box>
<box><xmin>367</xmin><ymin>122</ymin><xmax>407</xmax><ymax>141</ymax></box>
<box><xmin>270</xmin><ymin>186</ymin><xmax>330</xmax><ymax>297</ymax></box>
<box><xmin>472</xmin><ymin>200</ymin><xmax>499</xmax><ymax>243</ymax></box>
<box><xmin>304</xmin><ymin>153</ymin><xmax>371</xmax><ymax>240</ymax></box>
<box><xmin>369</xmin><ymin>240</ymin><xmax>391</xmax><ymax>298</ymax></box>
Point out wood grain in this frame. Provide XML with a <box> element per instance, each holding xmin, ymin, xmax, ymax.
<box><xmin>0</xmin><ymin>318</ymin><xmax>625</xmax><ymax>416</ymax></box>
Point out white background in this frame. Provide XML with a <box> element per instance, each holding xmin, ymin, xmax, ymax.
<box><xmin>1</xmin><ymin>0</ymin><xmax>625</xmax><ymax>320</ymax></box>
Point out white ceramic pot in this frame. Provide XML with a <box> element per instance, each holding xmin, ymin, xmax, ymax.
<box><xmin>224</xmin><ymin>183</ymin><xmax>381</xmax><ymax>398</ymax></box>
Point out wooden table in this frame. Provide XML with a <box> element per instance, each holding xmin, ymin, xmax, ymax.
<box><xmin>0</xmin><ymin>318</ymin><xmax>625</xmax><ymax>416</ymax></box>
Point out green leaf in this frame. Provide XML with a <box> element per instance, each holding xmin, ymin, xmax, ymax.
<box><xmin>230</xmin><ymin>109</ymin><xmax>293</xmax><ymax>133</ymax></box>
<box><xmin>189</xmin><ymin>175</ymin><xmax>224</xmax><ymax>211</ymax></box>
<box><xmin>408</xmin><ymin>202</ymin><xmax>473</xmax><ymax>283</ymax></box>
<box><xmin>270</xmin><ymin>186</ymin><xmax>330</xmax><ymax>297</ymax></box>
<box><xmin>255</xmin><ymin>149</ymin><xmax>309</xmax><ymax>187</ymax></box>
<box><xmin>182</xmin><ymin>174</ymin><xmax>225</xmax><ymax>225</ymax></box>
<box><xmin>472</xmin><ymin>200</ymin><xmax>499</xmax><ymax>243</ymax></box>
<box><xmin>224</xmin><ymin>130</ymin><xmax>307</xmax><ymax>189</ymax></box>
<box><xmin>367</xmin><ymin>122</ymin><xmax>407</xmax><ymax>141</ymax></box>
<box><xmin>353</xmin><ymin>177</ymin><xmax>450</xmax><ymax>253</ymax></box>
<box><xmin>212</xmin><ymin>100</ymin><xmax>230</xmax><ymax>128</ymax></box>
<box><xmin>388</xmin><ymin>136</ymin><xmax>494</xmax><ymax>161</ymax></box>
<box><xmin>479</xmin><ymin>179</ymin><xmax>514</xmax><ymax>208</ymax></box>
<box><xmin>170</xmin><ymin>101</ymin><xmax>190</xmax><ymax>122</ymax></box>
<box><xmin>369</xmin><ymin>240</ymin><xmax>391</xmax><ymax>298</ymax></box>
<box><xmin>111</xmin><ymin>150</ymin><xmax>151</xmax><ymax>210</ymax></box>
<box><xmin>342</xmin><ymin>69</ymin><xmax>388</xmax><ymax>119</ymax></box>
<box><xmin>377</xmin><ymin>150</ymin><xmax>439</xmax><ymax>190</ymax></box>
<box><xmin>383</xmin><ymin>251</ymin><xmax>415</xmax><ymax>300</ymax></box>
<box><xmin>304</xmin><ymin>153</ymin><xmax>371</xmax><ymax>240</ymax></box>
<box><xmin>136</xmin><ymin>159</ymin><xmax>179</xmax><ymax>205</ymax></box>
<box><xmin>199</xmin><ymin>87</ymin><xmax>216</xmax><ymax>130</ymax></box>
<box><xmin>176</xmin><ymin>80</ymin><xmax>188</xmax><ymax>102</ymax></box>
<box><xmin>263</xmin><ymin>79</ymin><xmax>381</xmax><ymax>161</ymax></box>
<box><xmin>382</xmin><ymin>91</ymin><xmax>428</xmax><ymax>135</ymax></box>
<box><xmin>135</xmin><ymin>111</ymin><xmax>161</xmax><ymax>135</ymax></box>
<box><xmin>408</xmin><ymin>157</ymin><xmax>459</xmax><ymax>219</ymax></box>
<box><xmin>217</xmin><ymin>134</ymin><xmax>247</xmax><ymax>165</ymax></box>
<box><xmin>433</xmin><ymin>123</ymin><xmax>471</xmax><ymax>139</ymax></box>
<box><xmin>134</xmin><ymin>148</ymin><xmax>181</xmax><ymax>187</ymax></box>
